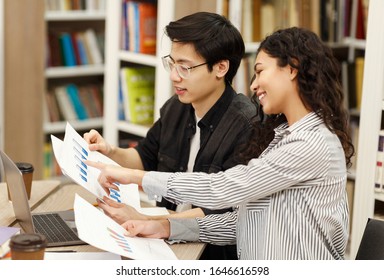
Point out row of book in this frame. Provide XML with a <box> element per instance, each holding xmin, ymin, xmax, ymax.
<box><xmin>45</xmin><ymin>84</ymin><xmax>104</xmax><ymax>122</ymax></box>
<box><xmin>45</xmin><ymin>0</ymin><xmax>106</xmax><ymax>11</ymax></box>
<box><xmin>119</xmin><ymin>66</ymin><xmax>155</xmax><ymax>125</ymax></box>
<box><xmin>218</xmin><ymin>0</ymin><xmax>369</xmax><ymax>43</ymax></box>
<box><xmin>121</xmin><ymin>0</ymin><xmax>157</xmax><ymax>54</ymax></box>
<box><xmin>46</xmin><ymin>29</ymin><xmax>104</xmax><ymax>67</ymax></box>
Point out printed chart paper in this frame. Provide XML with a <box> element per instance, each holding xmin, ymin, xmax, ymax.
<box><xmin>74</xmin><ymin>194</ymin><xmax>178</xmax><ymax>260</ymax></box>
<box><xmin>51</xmin><ymin>123</ymin><xmax>140</xmax><ymax>208</ymax></box>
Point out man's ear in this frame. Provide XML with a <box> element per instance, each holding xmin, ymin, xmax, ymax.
<box><xmin>215</xmin><ymin>60</ymin><xmax>229</xmax><ymax>78</ymax></box>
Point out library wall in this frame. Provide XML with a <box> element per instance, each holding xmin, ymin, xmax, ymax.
<box><xmin>4</xmin><ymin>0</ymin><xmax>45</xmax><ymax>179</ymax></box>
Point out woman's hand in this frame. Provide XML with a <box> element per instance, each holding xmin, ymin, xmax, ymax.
<box><xmin>122</xmin><ymin>220</ymin><xmax>171</xmax><ymax>239</ymax></box>
<box><xmin>84</xmin><ymin>160</ymin><xmax>146</xmax><ymax>193</ymax></box>
<box><xmin>97</xmin><ymin>196</ymin><xmax>149</xmax><ymax>224</ymax></box>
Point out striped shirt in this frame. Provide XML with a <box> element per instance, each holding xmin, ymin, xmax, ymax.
<box><xmin>142</xmin><ymin>112</ymin><xmax>349</xmax><ymax>260</ymax></box>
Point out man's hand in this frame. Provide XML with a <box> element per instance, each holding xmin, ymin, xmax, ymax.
<box><xmin>83</xmin><ymin>129</ymin><xmax>112</xmax><ymax>156</ymax></box>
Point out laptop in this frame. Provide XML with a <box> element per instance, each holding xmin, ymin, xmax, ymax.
<box><xmin>0</xmin><ymin>150</ymin><xmax>86</xmax><ymax>247</ymax></box>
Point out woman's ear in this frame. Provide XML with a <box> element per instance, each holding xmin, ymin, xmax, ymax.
<box><xmin>290</xmin><ymin>66</ymin><xmax>298</xmax><ymax>80</ymax></box>
<box><xmin>289</xmin><ymin>59</ymin><xmax>299</xmax><ymax>80</ymax></box>
<box><xmin>215</xmin><ymin>60</ymin><xmax>229</xmax><ymax>78</ymax></box>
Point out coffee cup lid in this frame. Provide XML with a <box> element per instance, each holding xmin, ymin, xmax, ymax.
<box><xmin>10</xmin><ymin>233</ymin><xmax>47</xmax><ymax>251</ymax></box>
<box><xmin>15</xmin><ymin>162</ymin><xmax>34</xmax><ymax>173</ymax></box>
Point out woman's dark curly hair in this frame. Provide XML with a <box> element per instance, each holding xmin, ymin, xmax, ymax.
<box><xmin>239</xmin><ymin>27</ymin><xmax>354</xmax><ymax>168</ymax></box>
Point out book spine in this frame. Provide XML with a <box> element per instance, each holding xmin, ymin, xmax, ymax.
<box><xmin>59</xmin><ymin>32</ymin><xmax>77</xmax><ymax>66</ymax></box>
<box><xmin>137</xmin><ymin>2</ymin><xmax>157</xmax><ymax>54</ymax></box>
<box><xmin>84</xmin><ymin>29</ymin><xmax>103</xmax><ymax>64</ymax></box>
<box><xmin>66</xmin><ymin>84</ymin><xmax>88</xmax><ymax>120</ymax></box>
<box><xmin>54</xmin><ymin>86</ymin><xmax>78</xmax><ymax>121</ymax></box>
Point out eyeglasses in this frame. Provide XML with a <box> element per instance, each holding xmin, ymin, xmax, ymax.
<box><xmin>161</xmin><ymin>55</ymin><xmax>208</xmax><ymax>79</ymax></box>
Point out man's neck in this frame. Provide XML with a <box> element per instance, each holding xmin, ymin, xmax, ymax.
<box><xmin>193</xmin><ymin>83</ymin><xmax>226</xmax><ymax>118</ymax></box>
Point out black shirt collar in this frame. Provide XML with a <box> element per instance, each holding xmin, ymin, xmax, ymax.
<box><xmin>197</xmin><ymin>83</ymin><xmax>236</xmax><ymax>130</ymax></box>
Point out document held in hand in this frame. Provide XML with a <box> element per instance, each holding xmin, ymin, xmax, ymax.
<box><xmin>74</xmin><ymin>194</ymin><xmax>177</xmax><ymax>260</ymax></box>
<box><xmin>51</xmin><ymin>122</ymin><xmax>140</xmax><ymax>208</ymax></box>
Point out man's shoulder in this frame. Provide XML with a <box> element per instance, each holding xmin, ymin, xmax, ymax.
<box><xmin>160</xmin><ymin>95</ymin><xmax>189</xmax><ymax>114</ymax></box>
<box><xmin>229</xmin><ymin>93</ymin><xmax>257</xmax><ymax>117</ymax></box>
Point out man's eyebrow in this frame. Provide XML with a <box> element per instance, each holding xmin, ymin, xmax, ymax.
<box><xmin>169</xmin><ymin>55</ymin><xmax>194</xmax><ymax>64</ymax></box>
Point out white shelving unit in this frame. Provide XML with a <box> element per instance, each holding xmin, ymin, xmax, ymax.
<box><xmin>349</xmin><ymin>0</ymin><xmax>384</xmax><ymax>259</ymax></box>
<box><xmin>45</xmin><ymin>10</ymin><xmax>105</xmax><ymax>21</ymax></box>
<box><xmin>44</xmin><ymin>8</ymin><xmax>106</xmax><ymax>135</ymax></box>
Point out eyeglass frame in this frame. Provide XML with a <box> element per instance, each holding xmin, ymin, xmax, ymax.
<box><xmin>161</xmin><ymin>55</ymin><xmax>209</xmax><ymax>79</ymax></box>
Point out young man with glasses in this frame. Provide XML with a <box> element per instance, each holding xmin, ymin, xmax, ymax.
<box><xmin>83</xmin><ymin>12</ymin><xmax>260</xmax><ymax>260</ymax></box>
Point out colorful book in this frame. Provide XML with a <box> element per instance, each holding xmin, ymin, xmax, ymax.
<box><xmin>66</xmin><ymin>84</ymin><xmax>88</xmax><ymax>120</ymax></box>
<box><xmin>45</xmin><ymin>90</ymin><xmax>62</xmax><ymax>122</ymax></box>
<box><xmin>127</xmin><ymin>1</ymin><xmax>138</xmax><ymax>52</ymax></box>
<box><xmin>74</xmin><ymin>32</ymin><xmax>89</xmax><ymax>65</ymax></box>
<box><xmin>47</xmin><ymin>31</ymin><xmax>63</xmax><ymax>67</ymax></box>
<box><xmin>84</xmin><ymin>29</ymin><xmax>103</xmax><ymax>64</ymax></box>
<box><xmin>121</xmin><ymin>0</ymin><xmax>129</xmax><ymax>50</ymax></box>
<box><xmin>0</xmin><ymin>226</ymin><xmax>21</xmax><ymax>258</ymax></box>
<box><xmin>54</xmin><ymin>86</ymin><xmax>78</xmax><ymax>121</ymax></box>
<box><xmin>59</xmin><ymin>32</ymin><xmax>77</xmax><ymax>66</ymax></box>
<box><xmin>137</xmin><ymin>1</ymin><xmax>157</xmax><ymax>54</ymax></box>
<box><xmin>120</xmin><ymin>67</ymin><xmax>155</xmax><ymax>124</ymax></box>
<box><xmin>78</xmin><ymin>86</ymin><xmax>95</xmax><ymax>118</ymax></box>
<box><xmin>89</xmin><ymin>85</ymin><xmax>104</xmax><ymax>117</ymax></box>
<box><xmin>355</xmin><ymin>57</ymin><xmax>365</xmax><ymax>110</ymax></box>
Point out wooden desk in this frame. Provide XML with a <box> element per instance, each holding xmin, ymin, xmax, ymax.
<box><xmin>0</xmin><ymin>180</ymin><xmax>61</xmax><ymax>226</ymax></box>
<box><xmin>1</xmin><ymin>181</ymin><xmax>205</xmax><ymax>260</ymax></box>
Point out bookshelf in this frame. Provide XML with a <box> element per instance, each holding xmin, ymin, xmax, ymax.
<box><xmin>103</xmin><ymin>0</ymin><xmax>277</xmax><ymax>146</ymax></box>
<box><xmin>349</xmin><ymin>0</ymin><xmax>384</xmax><ymax>259</ymax></box>
<box><xmin>43</xmin><ymin>1</ymin><xmax>106</xmax><ymax>177</ymax></box>
<box><xmin>103</xmin><ymin>0</ymin><xmax>217</xmax><ymax>145</ymax></box>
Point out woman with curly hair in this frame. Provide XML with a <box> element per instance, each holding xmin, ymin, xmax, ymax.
<box><xmin>87</xmin><ymin>27</ymin><xmax>355</xmax><ymax>260</ymax></box>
